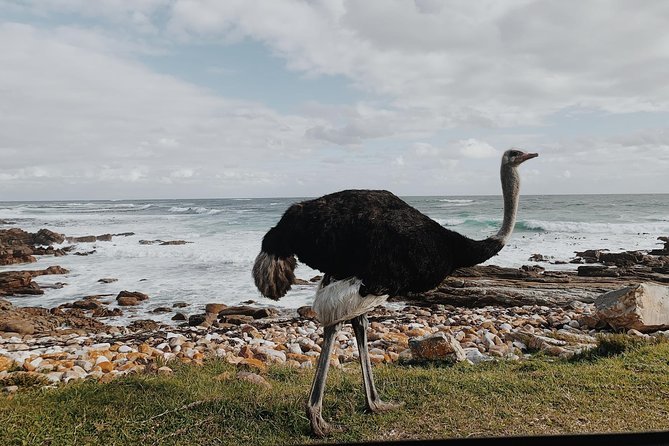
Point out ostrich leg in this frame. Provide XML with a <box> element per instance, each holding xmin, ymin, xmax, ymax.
<box><xmin>306</xmin><ymin>321</ymin><xmax>343</xmax><ymax>437</ymax></box>
<box><xmin>351</xmin><ymin>314</ymin><xmax>403</xmax><ymax>412</ymax></box>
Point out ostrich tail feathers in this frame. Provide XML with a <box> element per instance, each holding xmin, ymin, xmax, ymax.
<box><xmin>252</xmin><ymin>252</ymin><xmax>297</xmax><ymax>300</ymax></box>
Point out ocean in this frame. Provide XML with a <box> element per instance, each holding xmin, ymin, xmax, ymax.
<box><xmin>1</xmin><ymin>194</ymin><xmax>668</xmax><ymax>324</ymax></box>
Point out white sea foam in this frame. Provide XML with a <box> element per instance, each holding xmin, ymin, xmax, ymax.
<box><xmin>2</xmin><ymin>194</ymin><xmax>667</xmax><ymax>325</ymax></box>
<box><xmin>521</xmin><ymin>219</ymin><xmax>669</xmax><ymax>235</ymax></box>
<box><xmin>439</xmin><ymin>199</ymin><xmax>474</xmax><ymax>203</ymax></box>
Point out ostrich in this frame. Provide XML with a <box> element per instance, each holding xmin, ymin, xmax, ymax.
<box><xmin>252</xmin><ymin>149</ymin><xmax>538</xmax><ymax>436</ymax></box>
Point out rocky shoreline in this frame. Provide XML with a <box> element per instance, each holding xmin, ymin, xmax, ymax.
<box><xmin>1</xmin><ymin>226</ymin><xmax>669</xmax><ymax>391</ymax></box>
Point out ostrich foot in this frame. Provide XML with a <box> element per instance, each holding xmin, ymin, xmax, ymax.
<box><xmin>307</xmin><ymin>407</ymin><xmax>344</xmax><ymax>438</ymax></box>
<box><xmin>367</xmin><ymin>399</ymin><xmax>404</xmax><ymax>414</ymax></box>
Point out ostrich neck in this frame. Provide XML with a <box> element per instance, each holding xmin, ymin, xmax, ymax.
<box><xmin>493</xmin><ymin>164</ymin><xmax>520</xmax><ymax>245</ymax></box>
<box><xmin>450</xmin><ymin>164</ymin><xmax>520</xmax><ymax>269</ymax></box>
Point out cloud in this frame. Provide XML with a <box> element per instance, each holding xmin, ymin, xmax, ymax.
<box><xmin>455</xmin><ymin>139</ymin><xmax>498</xmax><ymax>159</ymax></box>
<box><xmin>0</xmin><ymin>22</ymin><xmax>321</xmax><ymax>198</ymax></box>
<box><xmin>1</xmin><ymin>2</ymin><xmax>669</xmax><ymax>198</ymax></box>
<box><xmin>167</xmin><ymin>0</ymin><xmax>669</xmax><ymax>129</ymax></box>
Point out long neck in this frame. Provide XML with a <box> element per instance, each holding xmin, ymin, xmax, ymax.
<box><xmin>493</xmin><ymin>163</ymin><xmax>520</xmax><ymax>245</ymax></box>
<box><xmin>452</xmin><ymin>163</ymin><xmax>519</xmax><ymax>268</ymax></box>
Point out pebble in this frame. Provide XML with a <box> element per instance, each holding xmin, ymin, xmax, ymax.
<box><xmin>0</xmin><ymin>302</ymin><xmax>609</xmax><ymax>389</ymax></box>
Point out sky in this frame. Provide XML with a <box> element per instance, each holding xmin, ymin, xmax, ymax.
<box><xmin>1</xmin><ymin>0</ymin><xmax>668</xmax><ymax>200</ymax></box>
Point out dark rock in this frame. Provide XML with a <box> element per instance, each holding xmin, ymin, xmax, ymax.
<box><xmin>309</xmin><ymin>275</ymin><xmax>323</xmax><ymax>283</ymax></box>
<box><xmin>71</xmin><ymin>299</ymin><xmax>100</xmax><ymax>310</ymax></box>
<box><xmin>0</xmin><ymin>299</ymin><xmax>13</xmax><ymax>311</ymax></box>
<box><xmin>599</xmin><ymin>251</ymin><xmax>645</xmax><ymax>267</ymax></box>
<box><xmin>188</xmin><ymin>313</ymin><xmax>217</xmax><ymax>326</ymax></box>
<box><xmin>220</xmin><ymin>314</ymin><xmax>255</xmax><ymax>325</ymax></box>
<box><xmin>128</xmin><ymin>319</ymin><xmax>160</xmax><ymax>331</ymax></box>
<box><xmin>92</xmin><ymin>307</ymin><xmax>123</xmax><ymax>318</ymax></box>
<box><xmin>577</xmin><ymin>265</ymin><xmax>619</xmax><ymax>277</ymax></box>
<box><xmin>293</xmin><ymin>278</ymin><xmax>310</xmax><ymax>285</ymax></box>
<box><xmin>32</xmin><ymin>229</ymin><xmax>65</xmax><ymax>245</ymax></box>
<box><xmin>297</xmin><ymin>305</ymin><xmax>318</xmax><ymax>320</ymax></box>
<box><xmin>117</xmin><ymin>296</ymin><xmax>139</xmax><ymax>306</ymax></box>
<box><xmin>98</xmin><ymin>278</ymin><xmax>118</xmax><ymax>284</ymax></box>
<box><xmin>171</xmin><ymin>312</ymin><xmax>187</xmax><ymax>321</ymax></box>
<box><xmin>159</xmin><ymin>240</ymin><xmax>190</xmax><ymax>246</ymax></box>
<box><xmin>172</xmin><ymin>302</ymin><xmax>189</xmax><ymax>308</ymax></box>
<box><xmin>66</xmin><ymin>235</ymin><xmax>97</xmax><ymax>243</ymax></box>
<box><xmin>139</xmin><ymin>239</ymin><xmax>192</xmax><ymax>246</ymax></box>
<box><xmin>205</xmin><ymin>303</ymin><xmax>227</xmax><ymax>314</ymax></box>
<box><xmin>96</xmin><ymin>234</ymin><xmax>112</xmax><ymax>241</ymax></box>
<box><xmin>0</xmin><ymin>320</ymin><xmax>35</xmax><ymax>335</ymax></box>
<box><xmin>151</xmin><ymin>307</ymin><xmax>172</xmax><ymax>313</ymax></box>
<box><xmin>217</xmin><ymin>306</ymin><xmax>277</xmax><ymax>319</ymax></box>
<box><xmin>117</xmin><ymin>290</ymin><xmax>149</xmax><ymax>301</ymax></box>
<box><xmin>113</xmin><ymin>232</ymin><xmax>135</xmax><ymax>237</ymax></box>
<box><xmin>74</xmin><ymin>250</ymin><xmax>96</xmax><ymax>256</ymax></box>
<box><xmin>529</xmin><ymin>253</ymin><xmax>550</xmax><ymax>262</ymax></box>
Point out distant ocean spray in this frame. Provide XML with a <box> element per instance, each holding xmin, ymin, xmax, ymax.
<box><xmin>1</xmin><ymin>194</ymin><xmax>668</xmax><ymax>324</ymax></box>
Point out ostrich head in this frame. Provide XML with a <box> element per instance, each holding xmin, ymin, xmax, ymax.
<box><xmin>502</xmin><ymin>148</ymin><xmax>538</xmax><ymax>167</ymax></box>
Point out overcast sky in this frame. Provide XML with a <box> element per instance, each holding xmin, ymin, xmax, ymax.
<box><xmin>1</xmin><ymin>0</ymin><xmax>668</xmax><ymax>200</ymax></box>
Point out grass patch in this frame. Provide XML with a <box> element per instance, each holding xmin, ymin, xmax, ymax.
<box><xmin>2</xmin><ymin>342</ymin><xmax>669</xmax><ymax>445</ymax></box>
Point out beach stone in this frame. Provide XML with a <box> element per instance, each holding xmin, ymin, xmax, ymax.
<box><xmin>128</xmin><ymin>320</ymin><xmax>160</xmax><ymax>331</ymax></box>
<box><xmin>157</xmin><ymin>366</ymin><xmax>173</xmax><ymax>376</ymax></box>
<box><xmin>595</xmin><ymin>283</ymin><xmax>669</xmax><ymax>332</ymax></box>
<box><xmin>409</xmin><ymin>332</ymin><xmax>466</xmax><ymax>362</ymax></box>
<box><xmin>188</xmin><ymin>313</ymin><xmax>216</xmax><ymax>327</ymax></box>
<box><xmin>0</xmin><ymin>356</ymin><xmax>14</xmax><ymax>372</ymax></box>
<box><xmin>151</xmin><ymin>307</ymin><xmax>172</xmax><ymax>314</ymax></box>
<box><xmin>172</xmin><ymin>312</ymin><xmax>187</xmax><ymax>321</ymax></box>
<box><xmin>237</xmin><ymin>371</ymin><xmax>271</xmax><ymax>389</ymax></box>
<box><xmin>463</xmin><ymin>347</ymin><xmax>490</xmax><ymax>364</ymax></box>
<box><xmin>256</xmin><ymin>348</ymin><xmax>286</xmax><ymax>364</ymax></box>
<box><xmin>205</xmin><ymin>303</ymin><xmax>227</xmax><ymax>314</ymax></box>
<box><xmin>0</xmin><ymin>320</ymin><xmax>35</xmax><ymax>335</ymax></box>
<box><xmin>297</xmin><ymin>306</ymin><xmax>318</xmax><ymax>320</ymax></box>
<box><xmin>237</xmin><ymin>357</ymin><xmax>266</xmax><ymax>372</ymax></box>
<box><xmin>117</xmin><ymin>296</ymin><xmax>140</xmax><ymax>306</ymax></box>
<box><xmin>97</xmin><ymin>278</ymin><xmax>118</xmax><ymax>284</ymax></box>
<box><xmin>218</xmin><ymin>306</ymin><xmax>276</xmax><ymax>319</ymax></box>
<box><xmin>117</xmin><ymin>290</ymin><xmax>149</xmax><ymax>302</ymax></box>
<box><xmin>221</xmin><ymin>315</ymin><xmax>255</xmax><ymax>325</ymax></box>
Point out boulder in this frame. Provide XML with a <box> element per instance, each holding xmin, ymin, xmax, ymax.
<box><xmin>32</xmin><ymin>229</ymin><xmax>65</xmax><ymax>245</ymax></box>
<box><xmin>0</xmin><ymin>319</ymin><xmax>35</xmax><ymax>335</ymax></box>
<box><xmin>595</xmin><ymin>283</ymin><xmax>669</xmax><ymax>332</ymax></box>
<box><xmin>408</xmin><ymin>332</ymin><xmax>466</xmax><ymax>362</ymax></box>
<box><xmin>116</xmin><ymin>290</ymin><xmax>149</xmax><ymax>302</ymax></box>
<box><xmin>205</xmin><ymin>303</ymin><xmax>227</xmax><ymax>314</ymax></box>
<box><xmin>218</xmin><ymin>306</ymin><xmax>276</xmax><ymax>319</ymax></box>
<box><xmin>117</xmin><ymin>296</ymin><xmax>140</xmax><ymax>306</ymax></box>
<box><xmin>188</xmin><ymin>312</ymin><xmax>217</xmax><ymax>326</ymax></box>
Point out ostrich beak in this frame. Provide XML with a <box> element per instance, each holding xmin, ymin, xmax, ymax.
<box><xmin>519</xmin><ymin>152</ymin><xmax>538</xmax><ymax>163</ymax></box>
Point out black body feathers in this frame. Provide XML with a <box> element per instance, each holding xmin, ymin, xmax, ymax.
<box><xmin>254</xmin><ymin>190</ymin><xmax>503</xmax><ymax>299</ymax></box>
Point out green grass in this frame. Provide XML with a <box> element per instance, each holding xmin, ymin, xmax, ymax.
<box><xmin>2</xmin><ymin>337</ymin><xmax>669</xmax><ymax>445</ymax></box>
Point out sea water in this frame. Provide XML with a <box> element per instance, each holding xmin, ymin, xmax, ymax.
<box><xmin>1</xmin><ymin>194</ymin><xmax>668</xmax><ymax>324</ymax></box>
